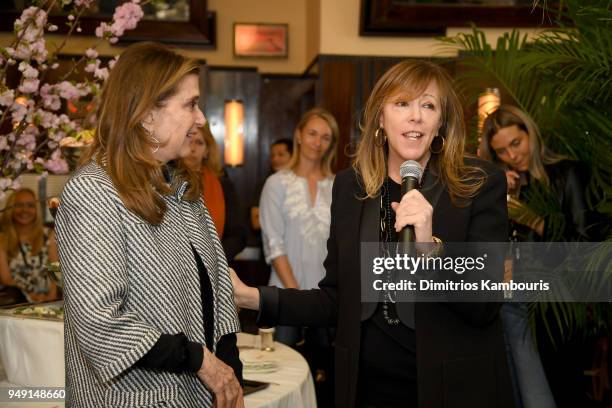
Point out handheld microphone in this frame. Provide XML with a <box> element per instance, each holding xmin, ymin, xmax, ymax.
<box><xmin>399</xmin><ymin>160</ymin><xmax>423</xmax><ymax>253</ymax></box>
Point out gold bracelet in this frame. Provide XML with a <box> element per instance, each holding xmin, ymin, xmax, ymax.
<box><xmin>425</xmin><ymin>236</ymin><xmax>444</xmax><ymax>257</ymax></box>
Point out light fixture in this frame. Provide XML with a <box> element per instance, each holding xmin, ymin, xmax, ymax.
<box><xmin>224</xmin><ymin>99</ymin><xmax>245</xmax><ymax>166</ymax></box>
<box><xmin>478</xmin><ymin>88</ymin><xmax>500</xmax><ymax>132</ymax></box>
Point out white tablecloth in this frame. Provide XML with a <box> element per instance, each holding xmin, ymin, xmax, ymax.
<box><xmin>238</xmin><ymin>333</ymin><xmax>316</xmax><ymax>408</ymax></box>
<box><xmin>0</xmin><ymin>311</ymin><xmax>315</xmax><ymax>408</ymax></box>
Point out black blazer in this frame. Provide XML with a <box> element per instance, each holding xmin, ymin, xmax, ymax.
<box><xmin>259</xmin><ymin>157</ymin><xmax>514</xmax><ymax>408</ymax></box>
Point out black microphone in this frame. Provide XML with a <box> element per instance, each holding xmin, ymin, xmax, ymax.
<box><xmin>399</xmin><ymin>160</ymin><xmax>423</xmax><ymax>254</ymax></box>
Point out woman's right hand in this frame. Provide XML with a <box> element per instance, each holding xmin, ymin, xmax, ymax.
<box><xmin>505</xmin><ymin>170</ymin><xmax>520</xmax><ymax>193</ymax></box>
<box><xmin>197</xmin><ymin>347</ymin><xmax>244</xmax><ymax>408</ymax></box>
<box><xmin>229</xmin><ymin>268</ymin><xmax>260</xmax><ymax>310</ymax></box>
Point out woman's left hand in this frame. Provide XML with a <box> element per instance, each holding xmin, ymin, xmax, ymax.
<box><xmin>391</xmin><ymin>190</ymin><xmax>433</xmax><ymax>242</ymax></box>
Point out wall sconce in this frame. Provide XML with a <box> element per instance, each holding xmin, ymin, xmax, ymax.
<box><xmin>478</xmin><ymin>88</ymin><xmax>500</xmax><ymax>132</ymax></box>
<box><xmin>224</xmin><ymin>99</ymin><xmax>245</xmax><ymax>167</ymax></box>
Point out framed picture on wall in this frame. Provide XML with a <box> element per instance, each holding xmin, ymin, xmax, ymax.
<box><xmin>360</xmin><ymin>0</ymin><xmax>558</xmax><ymax>37</ymax></box>
<box><xmin>233</xmin><ymin>23</ymin><xmax>288</xmax><ymax>58</ymax></box>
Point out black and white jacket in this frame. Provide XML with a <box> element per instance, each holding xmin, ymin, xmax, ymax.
<box><xmin>55</xmin><ymin>161</ymin><xmax>240</xmax><ymax>407</ymax></box>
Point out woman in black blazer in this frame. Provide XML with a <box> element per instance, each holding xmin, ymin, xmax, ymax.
<box><xmin>232</xmin><ymin>60</ymin><xmax>513</xmax><ymax>408</ymax></box>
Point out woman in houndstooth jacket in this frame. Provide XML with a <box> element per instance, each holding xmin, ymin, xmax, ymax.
<box><xmin>55</xmin><ymin>42</ymin><xmax>243</xmax><ymax>408</ymax></box>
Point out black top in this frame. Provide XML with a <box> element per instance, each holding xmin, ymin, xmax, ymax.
<box><xmin>359</xmin><ymin>177</ymin><xmax>418</xmax><ymax>406</ymax></box>
<box><xmin>136</xmin><ymin>246</ymin><xmax>242</xmax><ymax>384</ymax></box>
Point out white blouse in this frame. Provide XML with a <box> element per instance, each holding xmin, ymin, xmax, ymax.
<box><xmin>259</xmin><ymin>170</ymin><xmax>334</xmax><ymax>290</ymax></box>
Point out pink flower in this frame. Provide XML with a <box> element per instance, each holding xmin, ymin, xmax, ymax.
<box><xmin>40</xmin><ymin>84</ymin><xmax>61</xmax><ymax>111</ymax></box>
<box><xmin>44</xmin><ymin>150</ymin><xmax>69</xmax><ymax>174</ymax></box>
<box><xmin>85</xmin><ymin>60</ymin><xmax>98</xmax><ymax>73</ymax></box>
<box><xmin>48</xmin><ymin>24</ymin><xmax>58</xmax><ymax>32</ymax></box>
<box><xmin>0</xmin><ymin>136</ymin><xmax>8</xmax><ymax>150</ymax></box>
<box><xmin>0</xmin><ymin>90</ymin><xmax>15</xmax><ymax>107</ymax></box>
<box><xmin>17</xmin><ymin>126</ymin><xmax>38</xmax><ymax>150</ymax></box>
<box><xmin>94</xmin><ymin>67</ymin><xmax>109</xmax><ymax>81</ymax></box>
<box><xmin>108</xmin><ymin>56</ymin><xmax>119</xmax><ymax>70</ymax></box>
<box><xmin>75</xmin><ymin>0</ymin><xmax>95</xmax><ymax>7</ymax></box>
<box><xmin>56</xmin><ymin>81</ymin><xmax>81</xmax><ymax>100</ymax></box>
<box><xmin>19</xmin><ymin>78</ymin><xmax>40</xmax><ymax>94</ymax></box>
<box><xmin>38</xmin><ymin>110</ymin><xmax>60</xmax><ymax>129</ymax></box>
<box><xmin>95</xmin><ymin>22</ymin><xmax>111</xmax><ymax>38</ymax></box>
<box><xmin>18</xmin><ymin>61</ymin><xmax>39</xmax><ymax>79</ymax></box>
<box><xmin>16</xmin><ymin>7</ymin><xmax>47</xmax><ymax>29</ymax></box>
<box><xmin>85</xmin><ymin>48</ymin><xmax>98</xmax><ymax>59</ymax></box>
<box><xmin>112</xmin><ymin>2</ymin><xmax>143</xmax><ymax>35</ymax></box>
<box><xmin>11</xmin><ymin>103</ymin><xmax>27</xmax><ymax>123</ymax></box>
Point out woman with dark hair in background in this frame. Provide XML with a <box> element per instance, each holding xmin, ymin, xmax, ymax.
<box><xmin>232</xmin><ymin>60</ymin><xmax>514</xmax><ymax>407</ymax></box>
<box><xmin>0</xmin><ymin>188</ymin><xmax>59</xmax><ymax>304</ymax></box>
<box><xmin>183</xmin><ymin>124</ymin><xmax>247</xmax><ymax>262</ymax></box>
<box><xmin>250</xmin><ymin>138</ymin><xmax>293</xmax><ymax>231</ymax></box>
<box><xmin>55</xmin><ymin>42</ymin><xmax>243</xmax><ymax>408</ymax></box>
<box><xmin>481</xmin><ymin>105</ymin><xmax>594</xmax><ymax>408</ymax></box>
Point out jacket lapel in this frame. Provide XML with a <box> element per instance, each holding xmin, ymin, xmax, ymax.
<box><xmin>360</xmin><ymin>193</ymin><xmax>380</xmax><ymax>321</ymax></box>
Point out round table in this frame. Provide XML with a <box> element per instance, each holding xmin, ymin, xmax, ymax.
<box><xmin>238</xmin><ymin>332</ymin><xmax>316</xmax><ymax>408</ymax></box>
<box><xmin>0</xmin><ymin>307</ymin><xmax>316</xmax><ymax>408</ymax></box>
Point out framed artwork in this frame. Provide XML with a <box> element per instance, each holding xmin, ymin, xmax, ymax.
<box><xmin>0</xmin><ymin>0</ymin><xmax>216</xmax><ymax>47</ymax></box>
<box><xmin>233</xmin><ymin>23</ymin><xmax>288</xmax><ymax>58</ymax></box>
<box><xmin>360</xmin><ymin>0</ymin><xmax>558</xmax><ymax>37</ymax></box>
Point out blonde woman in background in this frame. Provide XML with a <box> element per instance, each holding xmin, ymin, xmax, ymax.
<box><xmin>0</xmin><ymin>188</ymin><xmax>58</xmax><ymax>303</ymax></box>
<box><xmin>259</xmin><ymin>107</ymin><xmax>338</xmax><ymax>343</ymax></box>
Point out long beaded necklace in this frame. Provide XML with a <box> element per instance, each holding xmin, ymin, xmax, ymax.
<box><xmin>379</xmin><ymin>177</ymin><xmax>401</xmax><ymax>325</ymax></box>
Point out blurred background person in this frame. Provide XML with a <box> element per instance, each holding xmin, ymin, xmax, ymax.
<box><xmin>250</xmin><ymin>138</ymin><xmax>293</xmax><ymax>231</ymax></box>
<box><xmin>0</xmin><ymin>187</ymin><xmax>59</xmax><ymax>304</ymax></box>
<box><xmin>481</xmin><ymin>104</ymin><xmax>594</xmax><ymax>408</ymax></box>
<box><xmin>480</xmin><ymin>105</ymin><xmax>592</xmax><ymax>242</ymax></box>
<box><xmin>183</xmin><ymin>124</ymin><xmax>247</xmax><ymax>262</ymax></box>
<box><xmin>259</xmin><ymin>108</ymin><xmax>338</xmax><ymax>399</ymax></box>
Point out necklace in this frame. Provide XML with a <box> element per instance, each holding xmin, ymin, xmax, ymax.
<box><xmin>380</xmin><ymin>177</ymin><xmax>400</xmax><ymax>325</ymax></box>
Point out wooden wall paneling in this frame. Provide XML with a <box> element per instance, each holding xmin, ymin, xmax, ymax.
<box><xmin>201</xmin><ymin>67</ymin><xmax>261</xmax><ymax>228</ymax></box>
<box><xmin>257</xmin><ymin>75</ymin><xmax>316</xmax><ymax>194</ymax></box>
<box><xmin>318</xmin><ymin>55</ymin><xmax>404</xmax><ymax>172</ymax></box>
<box><xmin>318</xmin><ymin>57</ymin><xmax>357</xmax><ymax>172</ymax></box>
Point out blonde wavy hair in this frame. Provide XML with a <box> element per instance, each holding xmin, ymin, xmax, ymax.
<box><xmin>480</xmin><ymin>105</ymin><xmax>564</xmax><ymax>186</ymax></box>
<box><xmin>287</xmin><ymin>107</ymin><xmax>339</xmax><ymax>177</ymax></box>
<box><xmin>81</xmin><ymin>42</ymin><xmax>201</xmax><ymax>224</ymax></box>
<box><xmin>353</xmin><ymin>60</ymin><xmax>485</xmax><ymax>202</ymax></box>
<box><xmin>0</xmin><ymin>188</ymin><xmax>44</xmax><ymax>259</ymax></box>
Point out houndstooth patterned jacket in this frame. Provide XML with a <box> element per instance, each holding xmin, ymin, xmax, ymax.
<box><xmin>55</xmin><ymin>161</ymin><xmax>240</xmax><ymax>407</ymax></box>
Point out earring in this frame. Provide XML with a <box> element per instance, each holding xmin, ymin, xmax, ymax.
<box><xmin>430</xmin><ymin>135</ymin><xmax>445</xmax><ymax>154</ymax></box>
<box><xmin>142</xmin><ymin>124</ymin><xmax>160</xmax><ymax>153</ymax></box>
<box><xmin>374</xmin><ymin>127</ymin><xmax>386</xmax><ymax>147</ymax></box>
<box><xmin>150</xmin><ymin>134</ymin><xmax>160</xmax><ymax>154</ymax></box>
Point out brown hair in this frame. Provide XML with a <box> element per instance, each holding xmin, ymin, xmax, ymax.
<box><xmin>287</xmin><ymin>107</ymin><xmax>339</xmax><ymax>176</ymax></box>
<box><xmin>81</xmin><ymin>42</ymin><xmax>201</xmax><ymax>224</ymax></box>
<box><xmin>0</xmin><ymin>188</ymin><xmax>44</xmax><ymax>259</ymax></box>
<box><xmin>480</xmin><ymin>105</ymin><xmax>564</xmax><ymax>185</ymax></box>
<box><xmin>353</xmin><ymin>60</ymin><xmax>485</xmax><ymax>201</ymax></box>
